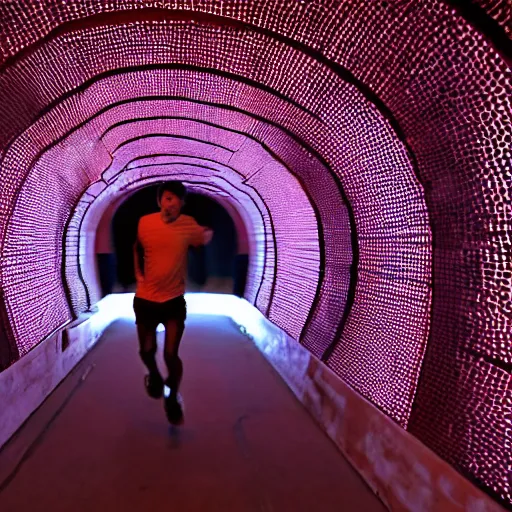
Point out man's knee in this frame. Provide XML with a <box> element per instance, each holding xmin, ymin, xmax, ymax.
<box><xmin>139</xmin><ymin>347</ymin><xmax>157</xmax><ymax>365</ymax></box>
<box><xmin>164</xmin><ymin>349</ymin><xmax>181</xmax><ymax>367</ymax></box>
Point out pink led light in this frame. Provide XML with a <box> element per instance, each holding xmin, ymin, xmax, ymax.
<box><xmin>0</xmin><ymin>1</ymin><xmax>509</xmax><ymax>504</ymax></box>
<box><xmin>1</xmin><ymin>23</ymin><xmax>431</xmax><ymax>427</ymax></box>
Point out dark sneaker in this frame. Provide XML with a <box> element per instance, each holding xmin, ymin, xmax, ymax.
<box><xmin>164</xmin><ymin>387</ymin><xmax>184</xmax><ymax>425</ymax></box>
<box><xmin>144</xmin><ymin>373</ymin><xmax>164</xmax><ymax>399</ymax></box>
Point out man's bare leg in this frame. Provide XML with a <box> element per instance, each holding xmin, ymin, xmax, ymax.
<box><xmin>163</xmin><ymin>317</ymin><xmax>185</xmax><ymax>398</ymax></box>
<box><xmin>163</xmin><ymin>317</ymin><xmax>185</xmax><ymax>423</ymax></box>
<box><xmin>137</xmin><ymin>323</ymin><xmax>164</xmax><ymax>398</ymax></box>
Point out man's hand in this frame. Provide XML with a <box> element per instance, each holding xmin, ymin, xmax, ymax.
<box><xmin>204</xmin><ymin>228</ymin><xmax>213</xmax><ymax>245</ymax></box>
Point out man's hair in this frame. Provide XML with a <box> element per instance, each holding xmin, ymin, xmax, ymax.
<box><xmin>157</xmin><ymin>181</ymin><xmax>187</xmax><ymax>202</ymax></box>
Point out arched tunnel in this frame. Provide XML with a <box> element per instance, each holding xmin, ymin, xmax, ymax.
<box><xmin>0</xmin><ymin>1</ymin><xmax>510</xmax><ymax>510</ymax></box>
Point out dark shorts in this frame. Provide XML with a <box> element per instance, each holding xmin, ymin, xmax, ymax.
<box><xmin>133</xmin><ymin>295</ymin><xmax>187</xmax><ymax>327</ymax></box>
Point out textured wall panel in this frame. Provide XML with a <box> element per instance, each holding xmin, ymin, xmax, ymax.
<box><xmin>0</xmin><ymin>1</ymin><xmax>509</xmax><ymax>504</ymax></box>
<box><xmin>0</xmin><ymin>26</ymin><xmax>428</xmax><ymax>431</ymax></box>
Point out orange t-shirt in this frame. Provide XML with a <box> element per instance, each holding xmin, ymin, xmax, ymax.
<box><xmin>135</xmin><ymin>213</ymin><xmax>206</xmax><ymax>302</ymax></box>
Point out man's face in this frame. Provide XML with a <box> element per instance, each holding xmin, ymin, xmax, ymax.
<box><xmin>159</xmin><ymin>190</ymin><xmax>182</xmax><ymax>223</ymax></box>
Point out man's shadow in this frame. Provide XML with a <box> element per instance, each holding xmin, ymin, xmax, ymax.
<box><xmin>167</xmin><ymin>424</ymin><xmax>196</xmax><ymax>450</ymax></box>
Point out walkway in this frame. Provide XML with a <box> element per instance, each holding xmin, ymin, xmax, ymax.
<box><xmin>0</xmin><ymin>314</ymin><xmax>386</xmax><ymax>511</ymax></box>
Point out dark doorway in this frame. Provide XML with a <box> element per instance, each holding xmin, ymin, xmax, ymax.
<box><xmin>111</xmin><ymin>185</ymin><xmax>239</xmax><ymax>293</ymax></box>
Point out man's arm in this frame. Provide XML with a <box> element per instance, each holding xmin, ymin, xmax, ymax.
<box><xmin>133</xmin><ymin>219</ymin><xmax>145</xmax><ymax>281</ymax></box>
<box><xmin>190</xmin><ymin>223</ymin><xmax>213</xmax><ymax>247</ymax></box>
<box><xmin>133</xmin><ymin>239</ymin><xmax>144</xmax><ymax>281</ymax></box>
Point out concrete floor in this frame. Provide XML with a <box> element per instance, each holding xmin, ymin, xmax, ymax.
<box><xmin>0</xmin><ymin>315</ymin><xmax>386</xmax><ymax>512</ymax></box>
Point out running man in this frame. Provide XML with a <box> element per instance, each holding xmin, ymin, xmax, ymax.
<box><xmin>133</xmin><ymin>181</ymin><xmax>213</xmax><ymax>424</ymax></box>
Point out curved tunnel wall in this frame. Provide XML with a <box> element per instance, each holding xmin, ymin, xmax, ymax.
<box><xmin>0</xmin><ymin>1</ymin><xmax>510</xmax><ymax>506</ymax></box>
<box><xmin>0</xmin><ymin>35</ymin><xmax>431</xmax><ymax>428</ymax></box>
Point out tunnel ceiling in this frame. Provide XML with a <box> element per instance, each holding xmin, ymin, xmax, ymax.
<box><xmin>0</xmin><ymin>1</ymin><xmax>510</xmax><ymax>506</ymax></box>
